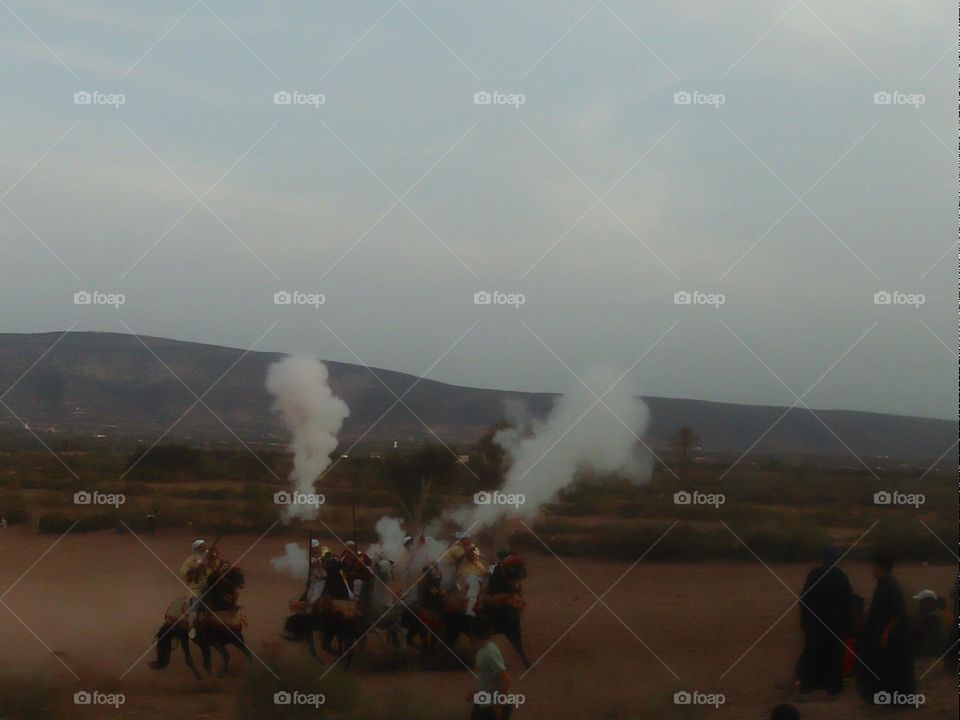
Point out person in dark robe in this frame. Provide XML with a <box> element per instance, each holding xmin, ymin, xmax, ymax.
<box><xmin>795</xmin><ymin>545</ymin><xmax>854</xmax><ymax>696</ymax></box>
<box><xmin>857</xmin><ymin>551</ymin><xmax>915</xmax><ymax>704</ymax></box>
<box><xmin>321</xmin><ymin>554</ymin><xmax>350</xmax><ymax>600</ymax></box>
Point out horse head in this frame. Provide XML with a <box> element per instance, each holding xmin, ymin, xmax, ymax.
<box><xmin>501</xmin><ymin>555</ymin><xmax>527</xmax><ymax>580</ymax></box>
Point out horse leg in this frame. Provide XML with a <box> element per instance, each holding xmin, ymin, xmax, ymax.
<box><xmin>497</xmin><ymin>617</ymin><xmax>531</xmax><ymax>668</ymax></box>
<box><xmin>179</xmin><ymin>635</ymin><xmax>203</xmax><ymax>681</ymax></box>
<box><xmin>209</xmin><ymin>640</ymin><xmax>229</xmax><ymax>678</ymax></box>
<box><xmin>235</xmin><ymin>632</ymin><xmax>252</xmax><ymax>663</ymax></box>
<box><xmin>505</xmin><ymin>625</ymin><xmax>531</xmax><ymax>669</ymax></box>
<box><xmin>194</xmin><ymin>634</ymin><xmax>213</xmax><ymax>676</ymax></box>
<box><xmin>342</xmin><ymin>631</ymin><xmax>355</xmax><ymax>669</ymax></box>
<box><xmin>305</xmin><ymin>627</ymin><xmax>321</xmax><ymax>661</ymax></box>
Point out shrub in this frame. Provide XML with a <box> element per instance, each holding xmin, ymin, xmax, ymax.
<box><xmin>0</xmin><ymin>489</ymin><xmax>29</xmax><ymax>524</ymax></box>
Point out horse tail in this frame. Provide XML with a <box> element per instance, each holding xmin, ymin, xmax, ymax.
<box><xmin>149</xmin><ymin>623</ymin><xmax>174</xmax><ymax>670</ymax></box>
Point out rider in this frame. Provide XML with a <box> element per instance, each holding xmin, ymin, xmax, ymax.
<box><xmin>447</xmin><ymin>532</ymin><xmax>488</xmax><ymax>617</ymax></box>
<box><xmin>418</xmin><ymin>562</ymin><xmax>446</xmax><ymax>614</ymax></box>
<box><xmin>306</xmin><ymin>539</ymin><xmax>331</xmax><ymax>608</ymax></box>
<box><xmin>341</xmin><ymin>540</ymin><xmax>373</xmax><ymax>599</ymax></box>
<box><xmin>178</xmin><ymin>539</ymin><xmax>213</xmax><ymax>639</ymax></box>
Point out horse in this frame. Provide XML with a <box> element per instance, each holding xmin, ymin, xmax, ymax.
<box><xmin>440</xmin><ymin>554</ymin><xmax>531</xmax><ymax>668</ymax></box>
<box><xmin>281</xmin><ymin>558</ymin><xmax>406</xmax><ymax>667</ymax></box>
<box><xmin>149</xmin><ymin>564</ymin><xmax>251</xmax><ymax>679</ymax></box>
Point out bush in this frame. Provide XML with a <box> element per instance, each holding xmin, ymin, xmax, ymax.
<box><xmin>34</xmin><ymin>511</ymin><xmax>126</xmax><ymax>534</ymax></box>
<box><xmin>0</xmin><ymin>489</ymin><xmax>29</xmax><ymax>524</ymax></box>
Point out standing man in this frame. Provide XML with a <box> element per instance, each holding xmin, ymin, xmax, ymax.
<box><xmin>796</xmin><ymin>546</ymin><xmax>854</xmax><ymax>696</ymax></box>
<box><xmin>178</xmin><ymin>539</ymin><xmax>211</xmax><ymax>639</ymax></box>
<box><xmin>466</xmin><ymin>617</ymin><xmax>514</xmax><ymax>719</ymax></box>
<box><xmin>857</xmin><ymin>551</ymin><xmax>915</xmax><ymax>704</ymax></box>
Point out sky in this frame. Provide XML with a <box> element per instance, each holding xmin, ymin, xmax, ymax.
<box><xmin>0</xmin><ymin>1</ymin><xmax>956</xmax><ymax>420</ymax></box>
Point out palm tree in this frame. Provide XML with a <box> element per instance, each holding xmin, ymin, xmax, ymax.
<box><xmin>672</xmin><ymin>426</ymin><xmax>701</xmax><ymax>479</ymax></box>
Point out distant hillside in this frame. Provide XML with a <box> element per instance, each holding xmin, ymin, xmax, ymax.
<box><xmin>0</xmin><ymin>332</ymin><xmax>954</xmax><ymax>462</ymax></box>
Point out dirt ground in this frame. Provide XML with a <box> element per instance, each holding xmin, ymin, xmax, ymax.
<box><xmin>0</xmin><ymin>527</ymin><xmax>955</xmax><ymax>719</ymax></box>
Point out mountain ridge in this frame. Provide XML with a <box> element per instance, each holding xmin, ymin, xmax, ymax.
<box><xmin>0</xmin><ymin>331</ymin><xmax>954</xmax><ymax>461</ymax></box>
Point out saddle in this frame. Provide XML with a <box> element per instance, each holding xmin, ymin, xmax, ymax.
<box><xmin>289</xmin><ymin>596</ymin><xmax>360</xmax><ymax>619</ymax></box>
<box><xmin>165</xmin><ymin>598</ymin><xmax>246</xmax><ymax>633</ymax></box>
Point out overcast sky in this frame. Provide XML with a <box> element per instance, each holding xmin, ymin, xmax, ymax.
<box><xmin>1</xmin><ymin>1</ymin><xmax>955</xmax><ymax>420</ymax></box>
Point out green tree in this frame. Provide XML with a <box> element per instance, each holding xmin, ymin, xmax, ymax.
<box><xmin>384</xmin><ymin>444</ymin><xmax>457</xmax><ymax>529</ymax></box>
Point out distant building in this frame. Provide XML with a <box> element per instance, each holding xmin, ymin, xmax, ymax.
<box><xmin>457</xmin><ymin>454</ymin><xmax>470</xmax><ymax>464</ymax></box>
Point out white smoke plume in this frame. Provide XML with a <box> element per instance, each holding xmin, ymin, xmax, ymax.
<box><xmin>450</xmin><ymin>365</ymin><xmax>651</xmax><ymax>529</ymax></box>
<box><xmin>366</xmin><ymin>517</ymin><xmax>457</xmax><ymax>591</ymax></box>
<box><xmin>265</xmin><ymin>356</ymin><xmax>350</xmax><ymax>522</ymax></box>
<box><xmin>270</xmin><ymin>542</ymin><xmax>309</xmax><ymax>581</ymax></box>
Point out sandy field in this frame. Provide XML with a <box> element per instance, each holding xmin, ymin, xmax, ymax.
<box><xmin>0</xmin><ymin>527</ymin><xmax>955</xmax><ymax>719</ymax></box>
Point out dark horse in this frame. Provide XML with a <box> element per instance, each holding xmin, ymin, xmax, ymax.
<box><xmin>282</xmin><ymin>559</ymin><xmax>405</xmax><ymax>668</ymax></box>
<box><xmin>405</xmin><ymin>554</ymin><xmax>532</xmax><ymax>668</ymax></box>
<box><xmin>149</xmin><ymin>564</ymin><xmax>251</xmax><ymax>679</ymax></box>
<box><xmin>281</xmin><ymin>597</ymin><xmax>367</xmax><ymax>667</ymax></box>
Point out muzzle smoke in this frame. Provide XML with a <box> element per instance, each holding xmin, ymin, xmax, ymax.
<box><xmin>265</xmin><ymin>356</ymin><xmax>350</xmax><ymax>522</ymax></box>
